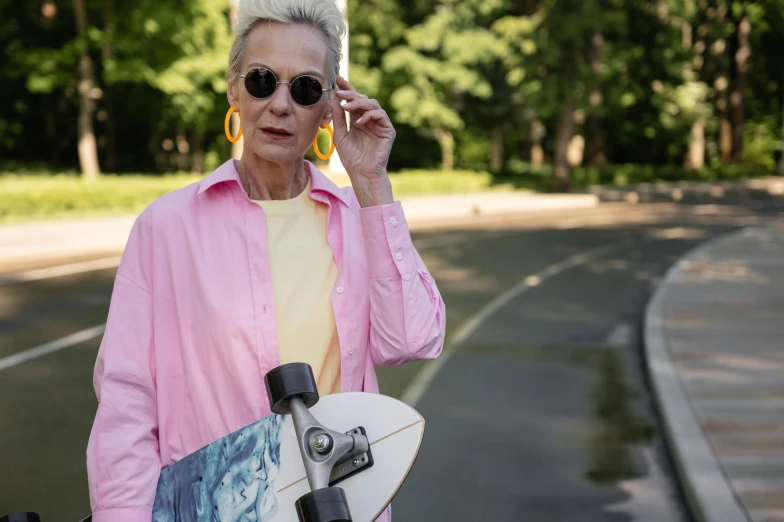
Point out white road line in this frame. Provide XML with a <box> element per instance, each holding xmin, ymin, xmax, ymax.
<box><xmin>400</xmin><ymin>240</ymin><xmax>630</xmax><ymax>407</ymax></box>
<box><xmin>0</xmin><ymin>257</ymin><xmax>122</xmax><ymax>287</ymax></box>
<box><xmin>0</xmin><ymin>324</ymin><xmax>106</xmax><ymax>373</ymax></box>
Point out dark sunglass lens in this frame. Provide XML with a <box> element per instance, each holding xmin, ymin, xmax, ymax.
<box><xmin>245</xmin><ymin>69</ymin><xmax>276</xmax><ymax>99</ymax></box>
<box><xmin>291</xmin><ymin>76</ymin><xmax>323</xmax><ymax>106</ymax></box>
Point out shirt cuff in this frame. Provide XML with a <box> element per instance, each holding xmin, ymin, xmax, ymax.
<box><xmin>91</xmin><ymin>508</ymin><xmax>152</xmax><ymax>522</ymax></box>
<box><xmin>359</xmin><ymin>201</ymin><xmax>418</xmax><ymax>279</ymax></box>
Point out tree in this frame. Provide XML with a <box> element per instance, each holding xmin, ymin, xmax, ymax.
<box><xmin>530</xmin><ymin>0</ymin><xmax>630</xmax><ymax>189</ymax></box>
<box><xmin>382</xmin><ymin>1</ymin><xmax>498</xmax><ymax>170</ymax></box>
<box><xmin>103</xmin><ymin>0</ymin><xmax>233</xmax><ymax>172</ymax></box>
<box><xmin>73</xmin><ymin>0</ymin><xmax>101</xmax><ymax>178</ymax></box>
<box><xmin>1</xmin><ymin>0</ymin><xmax>782</xmax><ymax>178</ymax></box>
<box><xmin>729</xmin><ymin>2</ymin><xmax>751</xmax><ymax>162</ymax></box>
<box><xmin>780</xmin><ymin>81</ymin><xmax>784</xmax><ymax>175</ymax></box>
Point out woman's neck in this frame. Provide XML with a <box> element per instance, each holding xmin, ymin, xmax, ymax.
<box><xmin>237</xmin><ymin>155</ymin><xmax>308</xmax><ymax>201</ymax></box>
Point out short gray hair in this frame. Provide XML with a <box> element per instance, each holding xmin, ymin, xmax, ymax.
<box><xmin>228</xmin><ymin>0</ymin><xmax>346</xmax><ymax>91</ymax></box>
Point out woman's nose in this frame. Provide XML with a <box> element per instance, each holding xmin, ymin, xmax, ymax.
<box><xmin>268</xmin><ymin>82</ymin><xmax>293</xmax><ymax>115</ymax></box>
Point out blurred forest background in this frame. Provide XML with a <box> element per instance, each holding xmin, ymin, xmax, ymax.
<box><xmin>1</xmin><ymin>0</ymin><xmax>784</xmax><ymax>192</ymax></box>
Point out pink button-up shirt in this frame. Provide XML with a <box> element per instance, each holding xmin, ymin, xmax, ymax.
<box><xmin>86</xmin><ymin>159</ymin><xmax>446</xmax><ymax>522</ymax></box>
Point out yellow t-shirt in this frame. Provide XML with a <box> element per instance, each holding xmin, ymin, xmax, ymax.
<box><xmin>254</xmin><ymin>179</ymin><xmax>341</xmax><ymax>396</ymax></box>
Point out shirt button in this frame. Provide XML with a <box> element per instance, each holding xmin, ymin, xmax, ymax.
<box><xmin>336</xmin><ymin>286</ymin><xmax>344</xmax><ymax>294</ymax></box>
<box><xmin>348</xmin><ymin>349</ymin><xmax>354</xmax><ymax>355</ymax></box>
<box><xmin>389</xmin><ymin>216</ymin><xmax>397</xmax><ymax>224</ymax></box>
<box><xmin>263</xmin><ymin>305</ymin><xmax>269</xmax><ymax>314</ymax></box>
<box><xmin>395</xmin><ymin>252</ymin><xmax>403</xmax><ymax>261</ymax></box>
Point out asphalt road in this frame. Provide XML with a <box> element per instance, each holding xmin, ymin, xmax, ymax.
<box><xmin>1</xmin><ymin>197</ymin><xmax>782</xmax><ymax>521</ymax></box>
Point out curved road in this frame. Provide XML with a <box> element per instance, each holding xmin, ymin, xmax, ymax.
<box><xmin>1</xmin><ymin>198</ymin><xmax>782</xmax><ymax>521</ymax></box>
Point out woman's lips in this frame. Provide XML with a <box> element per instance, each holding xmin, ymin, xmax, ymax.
<box><xmin>261</xmin><ymin>128</ymin><xmax>292</xmax><ymax>140</ymax></box>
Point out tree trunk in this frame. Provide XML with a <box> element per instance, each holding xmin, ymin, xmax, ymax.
<box><xmin>553</xmin><ymin>50</ymin><xmax>576</xmax><ymax>192</ymax></box>
<box><xmin>586</xmin><ymin>32</ymin><xmax>606</xmax><ymax>166</ymax></box>
<box><xmin>490</xmin><ymin>126</ymin><xmax>504</xmax><ymax>171</ymax></box>
<box><xmin>685</xmin><ymin>20</ymin><xmax>706</xmax><ymax>170</ymax></box>
<box><xmin>686</xmin><ymin>122</ymin><xmax>705</xmax><ymax>169</ymax></box>
<box><xmin>553</xmin><ymin>91</ymin><xmax>575</xmax><ymax>192</ymax></box>
<box><xmin>717</xmin><ymin>76</ymin><xmax>733</xmax><ymax>162</ymax></box>
<box><xmin>585</xmin><ymin>116</ymin><xmax>606</xmax><ymax>166</ymax></box>
<box><xmin>730</xmin><ymin>11</ymin><xmax>750</xmax><ymax>163</ymax></box>
<box><xmin>74</xmin><ymin>0</ymin><xmax>101</xmax><ymax>179</ymax></box>
<box><xmin>103</xmin><ymin>0</ymin><xmax>116</xmax><ymax>172</ymax></box>
<box><xmin>712</xmin><ymin>4</ymin><xmax>733</xmax><ymax>163</ymax></box>
<box><xmin>433</xmin><ymin>128</ymin><xmax>455</xmax><ymax>171</ymax></box>
<box><xmin>229</xmin><ymin>0</ymin><xmax>244</xmax><ymax>160</ymax></box>
<box><xmin>779</xmin><ymin>79</ymin><xmax>784</xmax><ymax>176</ymax></box>
<box><xmin>531</xmin><ymin>143</ymin><xmax>544</xmax><ymax>166</ymax></box>
<box><xmin>530</xmin><ymin>118</ymin><xmax>545</xmax><ymax>166</ymax></box>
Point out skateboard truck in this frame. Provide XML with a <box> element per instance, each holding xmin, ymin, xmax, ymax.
<box><xmin>265</xmin><ymin>363</ymin><xmax>374</xmax><ymax>522</ymax></box>
<box><xmin>287</xmin><ymin>396</ymin><xmax>373</xmax><ymax>489</ymax></box>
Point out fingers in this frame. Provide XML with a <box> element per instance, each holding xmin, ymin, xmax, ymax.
<box><xmin>331</xmin><ymin>76</ymin><xmax>392</xmax><ymax>132</ymax></box>
<box><xmin>329</xmin><ymin>98</ymin><xmax>348</xmax><ymax>136</ymax></box>
<box><xmin>336</xmin><ymin>75</ymin><xmax>353</xmax><ymax>91</ymax></box>
<box><xmin>340</xmin><ymin>97</ymin><xmax>381</xmax><ymax>114</ymax></box>
<box><xmin>355</xmin><ymin>108</ymin><xmax>390</xmax><ymax>127</ymax></box>
<box><xmin>335</xmin><ymin>90</ymin><xmax>369</xmax><ymax>104</ymax></box>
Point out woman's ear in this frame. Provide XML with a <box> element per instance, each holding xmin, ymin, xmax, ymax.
<box><xmin>227</xmin><ymin>71</ymin><xmax>239</xmax><ymax>108</ymax></box>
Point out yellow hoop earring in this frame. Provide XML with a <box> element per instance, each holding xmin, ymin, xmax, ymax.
<box><xmin>225</xmin><ymin>106</ymin><xmax>242</xmax><ymax>143</ymax></box>
<box><xmin>312</xmin><ymin>123</ymin><xmax>335</xmax><ymax>160</ymax></box>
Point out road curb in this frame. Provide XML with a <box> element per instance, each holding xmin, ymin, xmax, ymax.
<box><xmin>588</xmin><ymin>177</ymin><xmax>784</xmax><ymax>203</ymax></box>
<box><xmin>644</xmin><ymin>228</ymin><xmax>753</xmax><ymax>522</ymax></box>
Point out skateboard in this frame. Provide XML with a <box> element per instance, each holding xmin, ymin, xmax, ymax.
<box><xmin>3</xmin><ymin>363</ymin><xmax>425</xmax><ymax>522</ymax></box>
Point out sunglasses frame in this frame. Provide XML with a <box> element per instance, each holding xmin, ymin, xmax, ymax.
<box><xmin>239</xmin><ymin>67</ymin><xmax>333</xmax><ymax>107</ymax></box>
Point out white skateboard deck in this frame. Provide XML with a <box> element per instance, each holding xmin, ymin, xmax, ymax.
<box><xmin>151</xmin><ymin>392</ymin><xmax>425</xmax><ymax>522</ymax></box>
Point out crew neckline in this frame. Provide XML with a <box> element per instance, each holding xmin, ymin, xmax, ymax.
<box><xmin>253</xmin><ymin>178</ymin><xmax>313</xmax><ymax>215</ymax></box>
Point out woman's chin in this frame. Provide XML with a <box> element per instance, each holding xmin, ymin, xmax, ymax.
<box><xmin>252</xmin><ymin>140</ymin><xmax>301</xmax><ymax>164</ymax></box>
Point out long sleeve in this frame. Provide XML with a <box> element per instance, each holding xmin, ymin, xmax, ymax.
<box><xmin>86</xmin><ymin>211</ymin><xmax>160</xmax><ymax>522</ymax></box>
<box><xmin>359</xmin><ymin>201</ymin><xmax>446</xmax><ymax>366</ymax></box>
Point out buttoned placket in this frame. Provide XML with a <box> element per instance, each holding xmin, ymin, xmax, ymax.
<box><xmin>235</xmin><ymin>187</ymin><xmax>281</xmax><ymax>411</ymax></box>
<box><xmin>308</xmin><ymin>189</ymin><xmax>356</xmax><ymax>391</ymax></box>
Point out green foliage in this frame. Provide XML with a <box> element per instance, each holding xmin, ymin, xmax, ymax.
<box><xmin>381</xmin><ymin>1</ymin><xmax>502</xmax><ymax>168</ymax></box>
<box><xmin>743</xmin><ymin>119</ymin><xmax>782</xmax><ymax>169</ymax></box>
<box><xmin>0</xmin><ymin>0</ymin><xmax>782</xmax><ymax>186</ymax></box>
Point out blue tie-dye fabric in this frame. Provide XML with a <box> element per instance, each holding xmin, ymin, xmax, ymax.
<box><xmin>152</xmin><ymin>414</ymin><xmax>284</xmax><ymax>522</ymax></box>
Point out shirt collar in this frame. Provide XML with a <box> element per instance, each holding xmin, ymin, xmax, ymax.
<box><xmin>197</xmin><ymin>159</ymin><xmax>351</xmax><ymax>206</ymax></box>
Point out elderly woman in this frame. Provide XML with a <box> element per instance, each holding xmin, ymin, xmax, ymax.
<box><xmin>85</xmin><ymin>0</ymin><xmax>445</xmax><ymax>521</ymax></box>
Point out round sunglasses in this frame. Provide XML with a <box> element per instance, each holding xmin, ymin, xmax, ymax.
<box><xmin>239</xmin><ymin>67</ymin><xmax>332</xmax><ymax>107</ymax></box>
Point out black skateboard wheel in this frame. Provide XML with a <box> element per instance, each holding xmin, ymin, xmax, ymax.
<box><xmin>295</xmin><ymin>487</ymin><xmax>352</xmax><ymax>522</ymax></box>
<box><xmin>264</xmin><ymin>362</ymin><xmax>319</xmax><ymax>415</ymax></box>
<box><xmin>1</xmin><ymin>513</ymin><xmax>41</xmax><ymax>522</ymax></box>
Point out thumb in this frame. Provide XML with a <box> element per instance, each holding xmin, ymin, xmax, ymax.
<box><xmin>329</xmin><ymin>98</ymin><xmax>348</xmax><ymax>140</ymax></box>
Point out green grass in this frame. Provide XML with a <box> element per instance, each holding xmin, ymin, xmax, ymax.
<box><xmin>0</xmin><ymin>168</ymin><xmax>521</xmax><ymax>224</ymax></box>
<box><xmin>388</xmin><ymin>169</ymin><xmax>519</xmax><ymax>197</ymax></box>
<box><xmin>0</xmin><ymin>162</ymin><xmax>777</xmax><ymax>224</ymax></box>
<box><xmin>0</xmin><ymin>173</ymin><xmax>202</xmax><ymax>223</ymax></box>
